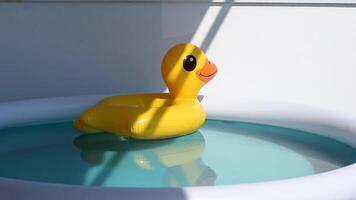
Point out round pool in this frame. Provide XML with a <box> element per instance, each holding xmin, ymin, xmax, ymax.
<box><xmin>0</xmin><ymin>96</ymin><xmax>355</xmax><ymax>199</ymax></box>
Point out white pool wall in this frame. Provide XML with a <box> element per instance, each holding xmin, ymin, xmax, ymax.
<box><xmin>1</xmin><ymin>2</ymin><xmax>356</xmax><ymax>109</ymax></box>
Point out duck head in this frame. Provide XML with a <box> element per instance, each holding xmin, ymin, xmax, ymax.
<box><xmin>162</xmin><ymin>43</ymin><xmax>217</xmax><ymax>98</ymax></box>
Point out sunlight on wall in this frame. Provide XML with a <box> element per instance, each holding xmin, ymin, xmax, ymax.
<box><xmin>190</xmin><ymin>6</ymin><xmax>224</xmax><ymax>47</ymax></box>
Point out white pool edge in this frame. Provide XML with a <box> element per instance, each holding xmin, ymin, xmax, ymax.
<box><xmin>0</xmin><ymin>95</ymin><xmax>355</xmax><ymax>200</ymax></box>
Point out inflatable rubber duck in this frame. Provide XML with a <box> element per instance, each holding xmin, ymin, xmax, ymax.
<box><xmin>73</xmin><ymin>43</ymin><xmax>217</xmax><ymax>139</ymax></box>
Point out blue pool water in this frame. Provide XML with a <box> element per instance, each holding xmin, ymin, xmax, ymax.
<box><xmin>0</xmin><ymin>119</ymin><xmax>355</xmax><ymax>187</ymax></box>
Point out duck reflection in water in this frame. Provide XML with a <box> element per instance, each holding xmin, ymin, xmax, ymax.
<box><xmin>73</xmin><ymin>131</ymin><xmax>216</xmax><ymax>187</ymax></box>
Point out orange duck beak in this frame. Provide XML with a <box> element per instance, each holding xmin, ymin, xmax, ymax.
<box><xmin>196</xmin><ymin>59</ymin><xmax>217</xmax><ymax>83</ymax></box>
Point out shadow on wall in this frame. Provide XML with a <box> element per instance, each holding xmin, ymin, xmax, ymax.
<box><xmin>0</xmin><ymin>1</ymin><xmax>229</xmax><ymax>102</ymax></box>
<box><xmin>0</xmin><ymin>3</ymin><xmax>228</xmax><ymax>199</ymax></box>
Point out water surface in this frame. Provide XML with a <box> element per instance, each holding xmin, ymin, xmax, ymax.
<box><xmin>0</xmin><ymin>119</ymin><xmax>355</xmax><ymax>187</ymax></box>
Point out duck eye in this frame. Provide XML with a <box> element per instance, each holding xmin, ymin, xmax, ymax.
<box><xmin>183</xmin><ymin>55</ymin><xmax>197</xmax><ymax>71</ymax></box>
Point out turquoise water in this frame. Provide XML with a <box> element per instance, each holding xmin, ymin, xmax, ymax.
<box><xmin>0</xmin><ymin>119</ymin><xmax>355</xmax><ymax>187</ymax></box>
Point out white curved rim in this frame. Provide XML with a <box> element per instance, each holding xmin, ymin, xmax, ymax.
<box><xmin>0</xmin><ymin>95</ymin><xmax>355</xmax><ymax>200</ymax></box>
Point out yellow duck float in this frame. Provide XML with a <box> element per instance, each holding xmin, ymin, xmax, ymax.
<box><xmin>73</xmin><ymin>43</ymin><xmax>217</xmax><ymax>139</ymax></box>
